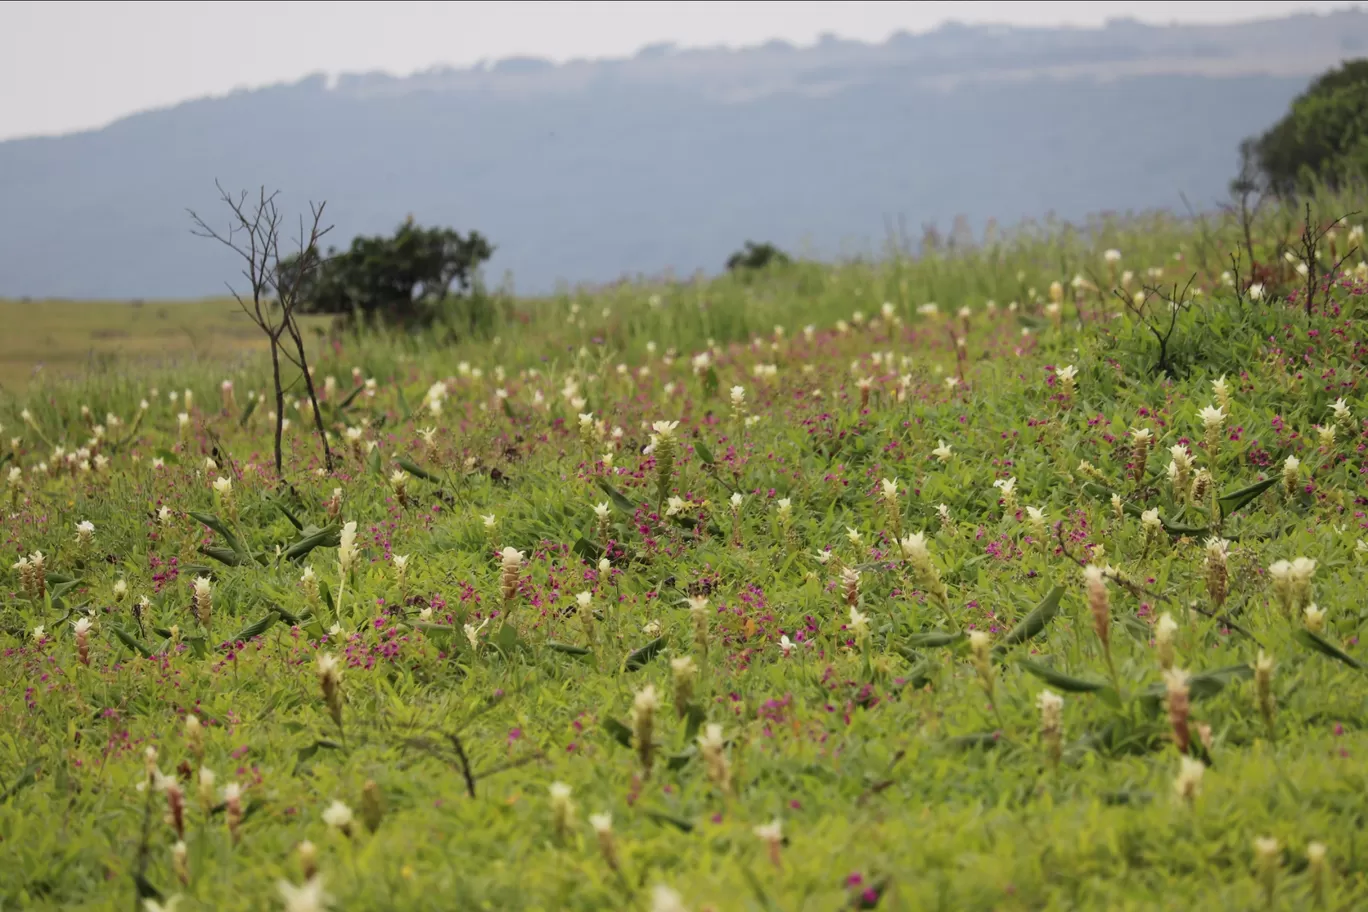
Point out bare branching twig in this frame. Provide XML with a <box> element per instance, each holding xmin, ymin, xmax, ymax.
<box><xmin>189</xmin><ymin>183</ymin><xmax>334</xmax><ymax>477</ymax></box>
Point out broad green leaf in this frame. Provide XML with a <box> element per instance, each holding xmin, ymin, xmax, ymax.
<box><xmin>596</xmin><ymin>479</ymin><xmax>638</xmax><ymax>514</ymax></box>
<box><xmin>1294</xmin><ymin>629</ymin><xmax>1363</xmax><ymax>670</ymax></box>
<box><xmin>644</xmin><ymin>809</ymin><xmax>694</xmax><ymax>832</ymax></box>
<box><xmin>49</xmin><ymin>578</ymin><xmax>83</xmax><ymax>601</ymax></box>
<box><xmin>110</xmin><ymin>625</ymin><xmax>152</xmax><ymax>658</ymax></box>
<box><xmin>336</xmin><ymin>384</ymin><xmax>365</xmax><ymax>410</ymax></box>
<box><xmin>902</xmin><ymin>631</ymin><xmax>963</xmax><ymax>648</ymax></box>
<box><xmin>0</xmin><ymin>761</ymin><xmax>40</xmax><ymax>802</ymax></box>
<box><xmin>283</xmin><ymin>524</ymin><xmax>341</xmax><ymax>562</ymax></box>
<box><xmin>995</xmin><ymin>585</ymin><xmax>1063</xmax><ymax>651</ymax></box>
<box><xmin>227</xmin><ymin>611</ymin><xmax>279</xmax><ymax>644</ymax></box>
<box><xmin>701</xmin><ymin>366</ymin><xmax>719</xmax><ymax>398</ymax></box>
<box><xmin>396</xmin><ymin>456</ymin><xmax>441</xmax><ymax>483</ymax></box>
<box><xmin>200</xmin><ymin>545</ymin><xmax>248</xmax><ymax>567</ymax></box>
<box><xmin>238</xmin><ymin>396</ymin><xmax>258</xmax><ymax>428</ymax></box>
<box><xmin>1218</xmin><ymin>477</ymin><xmax>1278</xmax><ymax>521</ymax></box>
<box><xmin>666</xmin><ymin>748</ymin><xmax>695</xmax><ymax>771</ymax></box>
<box><xmin>602</xmin><ymin>718</ymin><xmax>632</xmax><ymax>748</ymax></box>
<box><xmin>1138</xmin><ymin>664</ymin><xmax>1254</xmax><ymax>715</ymax></box>
<box><xmin>682</xmin><ymin>703</ymin><xmax>706</xmax><ymax>742</ymax></box>
<box><xmin>271</xmin><ymin>497</ymin><xmax>305</xmax><ymax>531</ymax></box>
<box><xmin>949</xmin><ymin>732</ymin><xmax>1005</xmax><ymax>750</ymax></box>
<box><xmin>572</xmin><ymin>537</ymin><xmax>604</xmax><ymax>564</ymax></box>
<box><xmin>1017</xmin><ymin>658</ymin><xmax>1108</xmax><ymax>693</ymax></box>
<box><xmin>624</xmin><ymin>636</ymin><xmax>667</xmax><ymax>671</ymax></box>
<box><xmin>187</xmin><ymin>510</ymin><xmax>249</xmax><ymax>559</ymax></box>
<box><xmin>547</xmin><ymin>641</ymin><xmax>593</xmax><ymax>656</ymax></box>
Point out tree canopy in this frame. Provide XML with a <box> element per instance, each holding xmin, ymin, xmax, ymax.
<box><xmin>1246</xmin><ymin>58</ymin><xmax>1368</xmax><ymax>195</ymax></box>
<box><xmin>284</xmin><ymin>218</ymin><xmax>494</xmax><ymax>325</ymax></box>
<box><xmin>725</xmin><ymin>241</ymin><xmax>791</xmax><ymax>273</ymax></box>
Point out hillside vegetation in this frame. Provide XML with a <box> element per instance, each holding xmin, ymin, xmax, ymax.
<box><xmin>1</xmin><ymin>190</ymin><xmax>1366</xmax><ymax>909</ymax></box>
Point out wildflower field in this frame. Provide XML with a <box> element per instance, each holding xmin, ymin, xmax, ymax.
<box><xmin>2</xmin><ymin>198</ymin><xmax>1367</xmax><ymax>911</ymax></box>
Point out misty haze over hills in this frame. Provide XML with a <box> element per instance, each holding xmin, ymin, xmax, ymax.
<box><xmin>1</xmin><ymin>8</ymin><xmax>1366</xmax><ymax>299</ymax></box>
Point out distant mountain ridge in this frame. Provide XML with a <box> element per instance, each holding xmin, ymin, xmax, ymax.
<box><xmin>1</xmin><ymin>9</ymin><xmax>1365</xmax><ymax>299</ymax></box>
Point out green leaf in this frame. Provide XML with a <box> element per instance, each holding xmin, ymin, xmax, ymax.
<box><xmin>572</xmin><ymin>537</ymin><xmax>604</xmax><ymax>564</ymax></box>
<box><xmin>995</xmin><ymin>585</ymin><xmax>1063</xmax><ymax>652</ymax></box>
<box><xmin>624</xmin><ymin>636</ymin><xmax>667</xmax><ymax>671</ymax></box>
<box><xmin>1081</xmin><ymin>482</ymin><xmax>1142</xmax><ymax>518</ymax></box>
<box><xmin>199</xmin><ymin>545</ymin><xmax>248</xmax><ymax>567</ymax></box>
<box><xmin>275</xmin><ymin>607</ymin><xmax>305</xmax><ymax>626</ymax></box>
<box><xmin>336</xmin><ymin>384</ymin><xmax>366</xmax><ymax>410</ymax></box>
<box><xmin>0</xmin><ymin>760</ymin><xmax>40</xmax><ymax>802</ymax></box>
<box><xmin>701</xmin><ymin>366</ymin><xmax>719</xmax><ymax>399</ymax></box>
<box><xmin>602</xmin><ymin>718</ymin><xmax>632</xmax><ymax>749</ymax></box>
<box><xmin>1218</xmin><ymin>477</ymin><xmax>1278</xmax><ymax>521</ymax></box>
<box><xmin>186</xmin><ymin>510</ymin><xmax>235</xmax><ymax>545</ymax></box>
<box><xmin>1118</xmin><ymin>612</ymin><xmax>1152</xmax><ymax>643</ymax></box>
<box><xmin>596</xmin><ymin>479</ymin><xmax>638</xmax><ymax>514</ymax></box>
<box><xmin>366</xmin><ymin>445</ymin><xmax>382</xmax><ymax>475</ymax></box>
<box><xmin>48</xmin><ymin>578</ymin><xmax>83</xmax><ymax>602</ymax></box>
<box><xmin>902</xmin><ymin>631</ymin><xmax>963</xmax><ymax>649</ymax></box>
<box><xmin>666</xmin><ymin>748</ymin><xmax>695</xmax><ymax>771</ymax></box>
<box><xmin>396</xmin><ymin>384</ymin><xmax>412</xmax><ymax>420</ymax></box>
<box><xmin>412</xmin><ymin>622</ymin><xmax>457</xmax><ymax>643</ymax></box>
<box><xmin>110</xmin><ymin>625</ymin><xmax>152</xmax><ymax>658</ymax></box>
<box><xmin>1102</xmin><ymin>789</ymin><xmax>1154</xmax><ymax>806</ymax></box>
<box><xmin>184</xmin><ymin>636</ymin><xmax>208</xmax><ymax>659</ymax></box>
<box><xmin>154</xmin><ymin>448</ymin><xmax>181</xmax><ymax>466</ymax></box>
<box><xmin>132</xmin><ymin>874</ymin><xmax>163</xmax><ymax>901</ymax></box>
<box><xmin>1294</xmin><ymin>629</ymin><xmax>1364</xmax><ymax>670</ymax></box>
<box><xmin>896</xmin><ymin>659</ymin><xmax>934</xmax><ymax>692</ymax></box>
<box><xmin>227</xmin><ymin>611</ymin><xmax>279</xmax><ymax>644</ymax></box>
<box><xmin>396</xmin><ymin>456</ymin><xmax>441</xmax><ymax>484</ymax></box>
<box><xmin>187</xmin><ymin>510</ymin><xmax>249</xmax><ymax>559</ymax></box>
<box><xmin>547</xmin><ymin>641</ymin><xmax>593</xmax><ymax>656</ymax></box>
<box><xmin>493</xmin><ymin>621</ymin><xmax>523</xmax><ymax>653</ymax></box>
<box><xmin>948</xmin><ymin>732</ymin><xmax>1004</xmax><ymax>750</ymax></box>
<box><xmin>238</xmin><ymin>396</ymin><xmax>258</xmax><ymax>428</ymax></box>
<box><xmin>295</xmin><ymin>738</ymin><xmax>343</xmax><ymax>767</ymax></box>
<box><xmin>1017</xmin><ymin>658</ymin><xmax>1109</xmax><ymax>693</ymax></box>
<box><xmin>644</xmin><ymin>809</ymin><xmax>694</xmax><ymax>833</ymax></box>
<box><xmin>283</xmin><ymin>524</ymin><xmax>341</xmax><ymax>562</ymax></box>
<box><xmin>1161</xmin><ymin>519</ymin><xmax>1211</xmax><ymax>537</ymax></box>
<box><xmin>502</xmin><ymin>397</ymin><xmax>515</xmax><ymax>420</ymax></box>
<box><xmin>271</xmin><ymin>497</ymin><xmax>305</xmax><ymax>532</ymax></box>
<box><xmin>682</xmin><ymin>703</ymin><xmax>706</xmax><ymax>742</ymax></box>
<box><xmin>694</xmin><ymin>440</ymin><xmax>716</xmax><ymax>465</ymax></box>
<box><xmin>1138</xmin><ymin>664</ymin><xmax>1254</xmax><ymax>715</ymax></box>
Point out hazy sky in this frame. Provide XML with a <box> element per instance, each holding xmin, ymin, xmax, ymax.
<box><xmin>0</xmin><ymin>0</ymin><xmax>1352</xmax><ymax>141</ymax></box>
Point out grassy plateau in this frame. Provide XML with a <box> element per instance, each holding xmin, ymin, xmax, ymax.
<box><xmin>0</xmin><ymin>298</ymin><xmax>331</xmax><ymax>392</ymax></box>
<box><xmin>1</xmin><ymin>197</ymin><xmax>1367</xmax><ymax>911</ymax></box>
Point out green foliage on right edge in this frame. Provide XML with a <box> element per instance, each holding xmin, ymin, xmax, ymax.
<box><xmin>1246</xmin><ymin>58</ymin><xmax>1368</xmax><ymax>196</ymax></box>
<box><xmin>281</xmin><ymin>217</ymin><xmax>496</xmax><ymax>331</ymax></box>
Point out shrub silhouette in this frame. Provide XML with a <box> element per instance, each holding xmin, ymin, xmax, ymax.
<box><xmin>283</xmin><ymin>217</ymin><xmax>494</xmax><ymax>327</ymax></box>
<box><xmin>725</xmin><ymin>241</ymin><xmax>791</xmax><ymax>273</ymax></box>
